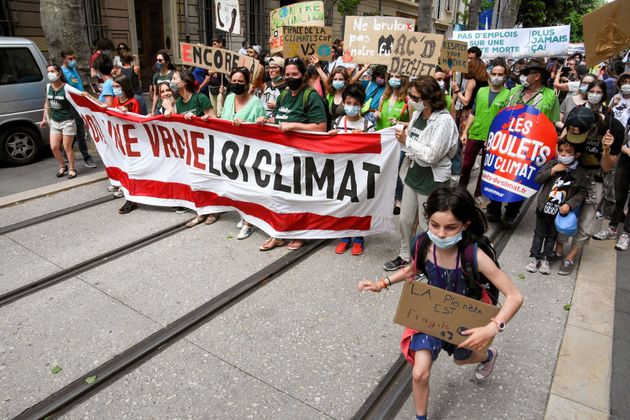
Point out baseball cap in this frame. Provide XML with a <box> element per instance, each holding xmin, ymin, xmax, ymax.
<box><xmin>565</xmin><ymin>107</ymin><xmax>595</xmax><ymax>144</ymax></box>
<box><xmin>268</xmin><ymin>56</ymin><xmax>285</xmax><ymax>69</ymax></box>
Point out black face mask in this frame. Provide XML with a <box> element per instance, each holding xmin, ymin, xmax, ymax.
<box><xmin>286</xmin><ymin>77</ymin><xmax>303</xmax><ymax>91</ymax></box>
<box><xmin>230</xmin><ymin>83</ymin><xmax>247</xmax><ymax>95</ymax></box>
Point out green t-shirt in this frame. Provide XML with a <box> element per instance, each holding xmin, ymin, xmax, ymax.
<box><xmin>47</xmin><ymin>84</ymin><xmax>74</xmax><ymax>122</ymax></box>
<box><xmin>273</xmin><ymin>86</ymin><xmax>327</xmax><ymax>124</ymax></box>
<box><xmin>152</xmin><ymin>70</ymin><xmax>174</xmax><ymax>87</ymax></box>
<box><xmin>176</xmin><ymin>92</ymin><xmax>213</xmax><ymax>117</ymax></box>
<box><xmin>375</xmin><ymin>96</ymin><xmax>409</xmax><ymax>130</ymax></box>
<box><xmin>404</xmin><ymin>115</ymin><xmax>448</xmax><ymax>194</ymax></box>
<box><xmin>221</xmin><ymin>93</ymin><xmax>265</xmax><ymax>122</ymax></box>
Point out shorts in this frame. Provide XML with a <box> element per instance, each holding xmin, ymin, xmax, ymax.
<box><xmin>409</xmin><ymin>332</ymin><xmax>473</xmax><ymax>361</ymax></box>
<box><xmin>50</xmin><ymin>119</ymin><xmax>77</xmax><ymax>136</ymax></box>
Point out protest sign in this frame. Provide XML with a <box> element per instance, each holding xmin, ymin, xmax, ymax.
<box><xmin>214</xmin><ymin>0</ymin><xmax>240</xmax><ymax>34</ymax></box>
<box><xmin>270</xmin><ymin>1</ymin><xmax>324</xmax><ymax>31</ymax></box>
<box><xmin>481</xmin><ymin>105</ymin><xmax>557</xmax><ymax>203</ymax></box>
<box><xmin>438</xmin><ymin>40</ymin><xmax>468</xmax><ymax>72</ymax></box>
<box><xmin>583</xmin><ymin>0</ymin><xmax>630</xmax><ymax>67</ymax></box>
<box><xmin>270</xmin><ymin>28</ymin><xmax>284</xmax><ymax>54</ymax></box>
<box><xmin>343</xmin><ymin>16</ymin><xmax>415</xmax><ymax>63</ymax></box>
<box><xmin>180</xmin><ymin>43</ymin><xmax>260</xmax><ymax>76</ymax></box>
<box><xmin>453</xmin><ymin>25</ymin><xmax>570</xmax><ymax>59</ymax></box>
<box><xmin>65</xmin><ymin>87</ymin><xmax>400</xmax><ymax>239</ymax></box>
<box><xmin>394</xmin><ymin>282</ymin><xmax>499</xmax><ymax>348</ymax></box>
<box><xmin>283</xmin><ymin>26</ymin><xmax>332</xmax><ymax>60</ymax></box>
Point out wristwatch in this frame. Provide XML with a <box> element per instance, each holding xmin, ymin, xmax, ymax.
<box><xmin>491</xmin><ymin>318</ymin><xmax>506</xmax><ymax>332</ymax></box>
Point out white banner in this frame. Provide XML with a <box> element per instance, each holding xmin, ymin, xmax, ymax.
<box><xmin>214</xmin><ymin>0</ymin><xmax>240</xmax><ymax>35</ymax></box>
<box><xmin>453</xmin><ymin>25</ymin><xmax>570</xmax><ymax>59</ymax></box>
<box><xmin>65</xmin><ymin>88</ymin><xmax>399</xmax><ymax>239</ymax></box>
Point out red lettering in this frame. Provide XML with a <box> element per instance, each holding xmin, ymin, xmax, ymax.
<box><xmin>143</xmin><ymin>124</ymin><xmax>161</xmax><ymax>157</ymax></box>
<box><xmin>122</xmin><ymin>124</ymin><xmax>140</xmax><ymax>157</ymax></box>
<box><xmin>181</xmin><ymin>43</ymin><xmax>192</xmax><ymax>63</ymax></box>
<box><xmin>157</xmin><ymin>125</ymin><xmax>177</xmax><ymax>158</ymax></box>
<box><xmin>189</xmin><ymin>131</ymin><xmax>206</xmax><ymax>170</ymax></box>
<box><xmin>172</xmin><ymin>129</ymin><xmax>187</xmax><ymax>162</ymax></box>
<box><xmin>84</xmin><ymin>115</ymin><xmax>102</xmax><ymax>143</ymax></box>
<box><xmin>112</xmin><ymin>123</ymin><xmax>127</xmax><ymax>156</ymax></box>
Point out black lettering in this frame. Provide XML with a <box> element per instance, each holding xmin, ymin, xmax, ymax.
<box><xmin>293</xmin><ymin>156</ymin><xmax>302</xmax><ymax>195</ymax></box>
<box><xmin>393</xmin><ymin>34</ymin><xmax>406</xmax><ymax>55</ymax></box>
<box><xmin>193</xmin><ymin>45</ymin><xmax>203</xmax><ymax>65</ymax></box>
<box><xmin>207</xmin><ymin>134</ymin><xmax>220</xmax><ymax>176</ymax></box>
<box><xmin>221</xmin><ymin>141</ymin><xmax>239</xmax><ymax>180</ymax></box>
<box><xmin>406</xmin><ymin>36</ymin><xmax>417</xmax><ymax>56</ymax></box>
<box><xmin>273</xmin><ymin>153</ymin><xmax>291</xmax><ymax>193</ymax></box>
<box><xmin>305</xmin><ymin>157</ymin><xmax>334</xmax><ymax>199</ymax></box>
<box><xmin>237</xmin><ymin>144</ymin><xmax>250</xmax><ymax>182</ymax></box>
<box><xmin>253</xmin><ymin>149</ymin><xmax>271</xmax><ymax>187</ymax></box>
<box><xmin>362</xmin><ymin>162</ymin><xmax>380</xmax><ymax>199</ymax></box>
<box><xmin>337</xmin><ymin>161</ymin><xmax>358</xmax><ymax>202</ymax></box>
<box><xmin>213</xmin><ymin>50</ymin><xmax>223</xmax><ymax>70</ymax></box>
<box><xmin>202</xmin><ymin>47</ymin><xmax>212</xmax><ymax>66</ymax></box>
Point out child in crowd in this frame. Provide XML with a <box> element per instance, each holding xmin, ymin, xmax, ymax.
<box><xmin>526</xmin><ymin>139</ymin><xmax>588</xmax><ymax>274</ymax></box>
<box><xmin>358</xmin><ymin>185</ymin><xmax>523</xmax><ymax>420</ymax></box>
<box><xmin>330</xmin><ymin>83</ymin><xmax>375</xmax><ymax>256</ymax></box>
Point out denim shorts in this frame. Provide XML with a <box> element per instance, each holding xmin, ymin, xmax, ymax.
<box><xmin>409</xmin><ymin>332</ymin><xmax>473</xmax><ymax>361</ymax></box>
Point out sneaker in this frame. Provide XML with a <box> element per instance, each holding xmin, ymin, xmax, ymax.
<box><xmin>351</xmin><ymin>238</ymin><xmax>365</xmax><ymax>256</ymax></box>
<box><xmin>84</xmin><ymin>158</ymin><xmax>97</xmax><ymax>168</ymax></box>
<box><xmin>236</xmin><ymin>224</ymin><xmax>253</xmax><ymax>240</ymax></box>
<box><xmin>525</xmin><ymin>257</ymin><xmax>539</xmax><ymax>273</ymax></box>
<box><xmin>236</xmin><ymin>219</ymin><xmax>244</xmax><ymax>229</ymax></box>
<box><xmin>615</xmin><ymin>232</ymin><xmax>629</xmax><ymax>251</ymax></box>
<box><xmin>172</xmin><ymin>207</ymin><xmax>189</xmax><ymax>214</ymax></box>
<box><xmin>558</xmin><ymin>259</ymin><xmax>575</xmax><ymax>276</ymax></box>
<box><xmin>383</xmin><ymin>256</ymin><xmax>409</xmax><ymax>271</ymax></box>
<box><xmin>539</xmin><ymin>258</ymin><xmax>551</xmax><ymax>275</ymax></box>
<box><xmin>107</xmin><ymin>185</ymin><xmax>117</xmax><ymax>192</ymax></box>
<box><xmin>113</xmin><ymin>189</ymin><xmax>124</xmax><ymax>198</ymax></box>
<box><xmin>118</xmin><ymin>201</ymin><xmax>137</xmax><ymax>214</ymax></box>
<box><xmin>335</xmin><ymin>238</ymin><xmax>351</xmax><ymax>254</ymax></box>
<box><xmin>475</xmin><ymin>346</ymin><xmax>498</xmax><ymax>382</ymax></box>
<box><xmin>593</xmin><ymin>226</ymin><xmax>617</xmax><ymax>241</ymax></box>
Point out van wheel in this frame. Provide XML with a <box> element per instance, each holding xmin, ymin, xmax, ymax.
<box><xmin>0</xmin><ymin>126</ymin><xmax>41</xmax><ymax>165</ymax></box>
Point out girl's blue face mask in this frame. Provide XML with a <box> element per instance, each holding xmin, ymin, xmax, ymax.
<box><xmin>427</xmin><ymin>228</ymin><xmax>464</xmax><ymax>249</ymax></box>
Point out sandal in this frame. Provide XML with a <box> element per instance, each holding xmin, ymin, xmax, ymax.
<box><xmin>68</xmin><ymin>169</ymin><xmax>77</xmax><ymax>179</ymax></box>
<box><xmin>186</xmin><ymin>215</ymin><xmax>207</xmax><ymax>228</ymax></box>
<box><xmin>287</xmin><ymin>239</ymin><xmax>305</xmax><ymax>251</ymax></box>
<box><xmin>56</xmin><ymin>166</ymin><xmax>68</xmax><ymax>178</ymax></box>
<box><xmin>259</xmin><ymin>237</ymin><xmax>288</xmax><ymax>251</ymax></box>
<box><xmin>204</xmin><ymin>214</ymin><xmax>220</xmax><ymax>225</ymax></box>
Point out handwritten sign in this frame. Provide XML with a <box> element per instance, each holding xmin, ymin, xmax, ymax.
<box><xmin>270</xmin><ymin>1</ymin><xmax>325</xmax><ymax>31</ymax></box>
<box><xmin>439</xmin><ymin>40</ymin><xmax>468</xmax><ymax>73</ymax></box>
<box><xmin>394</xmin><ymin>281</ymin><xmax>499</xmax><ymax>348</ymax></box>
<box><xmin>270</xmin><ymin>28</ymin><xmax>284</xmax><ymax>54</ymax></box>
<box><xmin>214</xmin><ymin>0</ymin><xmax>240</xmax><ymax>35</ymax></box>
<box><xmin>283</xmin><ymin>26</ymin><xmax>332</xmax><ymax>60</ymax></box>
<box><xmin>343</xmin><ymin>16</ymin><xmax>415</xmax><ymax>63</ymax></box>
<box><xmin>179</xmin><ymin>43</ymin><xmax>260</xmax><ymax>76</ymax></box>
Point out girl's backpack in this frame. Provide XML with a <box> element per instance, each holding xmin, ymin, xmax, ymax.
<box><xmin>411</xmin><ymin>232</ymin><xmax>500</xmax><ymax>305</ymax></box>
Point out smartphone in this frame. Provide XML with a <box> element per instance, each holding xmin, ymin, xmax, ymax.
<box><xmin>561</xmin><ymin>66</ymin><xmax>570</xmax><ymax>73</ymax></box>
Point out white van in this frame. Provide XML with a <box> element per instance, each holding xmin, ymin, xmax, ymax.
<box><xmin>0</xmin><ymin>37</ymin><xmax>49</xmax><ymax>165</ymax></box>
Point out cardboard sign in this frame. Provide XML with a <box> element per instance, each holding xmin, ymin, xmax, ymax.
<box><xmin>343</xmin><ymin>16</ymin><xmax>415</xmax><ymax>63</ymax></box>
<box><xmin>394</xmin><ymin>281</ymin><xmax>499</xmax><ymax>348</ymax></box>
<box><xmin>214</xmin><ymin>0</ymin><xmax>240</xmax><ymax>35</ymax></box>
<box><xmin>453</xmin><ymin>25</ymin><xmax>570</xmax><ymax>59</ymax></box>
<box><xmin>481</xmin><ymin>105</ymin><xmax>557</xmax><ymax>203</ymax></box>
<box><xmin>583</xmin><ymin>0</ymin><xmax>630</xmax><ymax>67</ymax></box>
<box><xmin>438</xmin><ymin>40</ymin><xmax>468</xmax><ymax>73</ymax></box>
<box><xmin>283</xmin><ymin>26</ymin><xmax>332</xmax><ymax>60</ymax></box>
<box><xmin>179</xmin><ymin>43</ymin><xmax>260</xmax><ymax>76</ymax></box>
<box><xmin>270</xmin><ymin>28</ymin><xmax>284</xmax><ymax>54</ymax></box>
<box><xmin>270</xmin><ymin>1</ymin><xmax>325</xmax><ymax>31</ymax></box>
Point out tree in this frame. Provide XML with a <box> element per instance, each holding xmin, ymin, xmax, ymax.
<box><xmin>516</xmin><ymin>0</ymin><xmax>603</xmax><ymax>41</ymax></box>
<box><xmin>417</xmin><ymin>0</ymin><xmax>434</xmax><ymax>33</ymax></box>
<box><xmin>40</xmin><ymin>0</ymin><xmax>91</xmax><ymax>70</ymax></box>
<box><xmin>497</xmin><ymin>0</ymin><xmax>522</xmax><ymax>28</ymax></box>
<box><xmin>468</xmin><ymin>0</ymin><xmax>481</xmax><ymax>30</ymax></box>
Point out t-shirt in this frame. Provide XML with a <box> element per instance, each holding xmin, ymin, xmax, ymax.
<box><xmin>611</xmin><ymin>94</ymin><xmax>630</xmax><ymax>129</ymax></box>
<box><xmin>262</xmin><ymin>82</ymin><xmax>287</xmax><ymax>117</ymax></box>
<box><xmin>404</xmin><ymin>115</ymin><xmax>446</xmax><ymax>194</ymax></box>
<box><xmin>579</xmin><ymin>110</ymin><xmax>624</xmax><ymax>168</ymax></box>
<box><xmin>542</xmin><ymin>164</ymin><xmax>579</xmax><ymax>216</ymax></box>
<box><xmin>273</xmin><ymin>86</ymin><xmax>327</xmax><ymax>124</ymax></box>
<box><xmin>47</xmin><ymin>84</ymin><xmax>74</xmax><ymax>122</ymax></box>
<box><xmin>113</xmin><ymin>96</ymin><xmax>141</xmax><ymax>114</ymax></box>
<box><xmin>221</xmin><ymin>93</ymin><xmax>265</xmax><ymax>122</ymax></box>
<box><xmin>333</xmin><ymin>116</ymin><xmax>375</xmax><ymax>133</ymax></box>
<box><xmin>176</xmin><ymin>92</ymin><xmax>213</xmax><ymax>117</ymax></box>
<box><xmin>98</xmin><ymin>78</ymin><xmax>114</xmax><ymax>102</ymax></box>
<box><xmin>559</xmin><ymin>94</ymin><xmax>586</xmax><ymax>122</ymax></box>
<box><xmin>62</xmin><ymin>66</ymin><xmax>83</xmax><ymax>91</ymax></box>
<box><xmin>152</xmin><ymin>70</ymin><xmax>174</xmax><ymax>88</ymax></box>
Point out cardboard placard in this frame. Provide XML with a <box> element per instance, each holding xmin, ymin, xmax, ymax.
<box><xmin>270</xmin><ymin>1</ymin><xmax>325</xmax><ymax>31</ymax></box>
<box><xmin>343</xmin><ymin>16</ymin><xmax>415</xmax><ymax>63</ymax></box>
<box><xmin>214</xmin><ymin>0</ymin><xmax>240</xmax><ymax>35</ymax></box>
<box><xmin>270</xmin><ymin>28</ymin><xmax>284</xmax><ymax>54</ymax></box>
<box><xmin>179</xmin><ymin>42</ymin><xmax>260</xmax><ymax>76</ymax></box>
<box><xmin>582</xmin><ymin>0</ymin><xmax>630</xmax><ymax>67</ymax></box>
<box><xmin>438</xmin><ymin>40</ymin><xmax>468</xmax><ymax>73</ymax></box>
<box><xmin>283</xmin><ymin>26</ymin><xmax>332</xmax><ymax>60</ymax></box>
<box><xmin>394</xmin><ymin>281</ymin><xmax>499</xmax><ymax>348</ymax></box>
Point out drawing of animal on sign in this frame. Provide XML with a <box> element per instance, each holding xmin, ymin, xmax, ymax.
<box><xmin>283</xmin><ymin>26</ymin><xmax>332</xmax><ymax>60</ymax></box>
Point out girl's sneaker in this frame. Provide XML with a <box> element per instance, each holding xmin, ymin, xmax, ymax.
<box><xmin>475</xmin><ymin>346</ymin><xmax>498</xmax><ymax>382</ymax></box>
<box><xmin>525</xmin><ymin>257</ymin><xmax>539</xmax><ymax>273</ymax></box>
<box><xmin>615</xmin><ymin>232</ymin><xmax>629</xmax><ymax>251</ymax></box>
<box><xmin>236</xmin><ymin>224</ymin><xmax>253</xmax><ymax>240</ymax></box>
<box><xmin>335</xmin><ymin>238</ymin><xmax>351</xmax><ymax>254</ymax></box>
<box><xmin>593</xmin><ymin>226</ymin><xmax>617</xmax><ymax>240</ymax></box>
<box><xmin>107</xmin><ymin>185</ymin><xmax>117</xmax><ymax>192</ymax></box>
<box><xmin>539</xmin><ymin>258</ymin><xmax>551</xmax><ymax>275</ymax></box>
<box><xmin>351</xmin><ymin>238</ymin><xmax>365</xmax><ymax>256</ymax></box>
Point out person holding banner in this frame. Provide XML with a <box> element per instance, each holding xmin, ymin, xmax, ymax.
<box><xmin>383</xmin><ymin>76</ymin><xmax>459</xmax><ymax>271</ymax></box>
<box><xmin>150</xmin><ymin>50</ymin><xmax>176</xmax><ymax>115</ymax></box>
<box><xmin>112</xmin><ymin>75</ymin><xmax>141</xmax><ymax>114</ymax></box>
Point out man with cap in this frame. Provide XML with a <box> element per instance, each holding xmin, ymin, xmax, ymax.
<box><xmin>486</xmin><ymin>58</ymin><xmax>561</xmax><ymax>228</ymax></box>
<box><xmin>261</xmin><ymin>56</ymin><xmax>286</xmax><ymax>118</ymax></box>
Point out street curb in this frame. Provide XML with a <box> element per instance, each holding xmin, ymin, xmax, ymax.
<box><xmin>544</xmin><ymin>240</ymin><xmax>616</xmax><ymax>419</ymax></box>
<box><xmin>0</xmin><ymin>171</ymin><xmax>108</xmax><ymax>208</ymax></box>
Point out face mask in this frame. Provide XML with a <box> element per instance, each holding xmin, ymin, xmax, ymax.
<box><xmin>490</xmin><ymin>76</ymin><xmax>504</xmax><ymax>86</ymax></box>
<box><xmin>519</xmin><ymin>74</ymin><xmax>529</xmax><ymax>87</ymax></box>
<box><xmin>437</xmin><ymin>80</ymin><xmax>445</xmax><ymax>90</ymax></box>
<box><xmin>427</xmin><ymin>228</ymin><xmax>464</xmax><ymax>249</ymax></box>
<box><xmin>558</xmin><ymin>155</ymin><xmax>575</xmax><ymax>165</ymax></box>
<box><xmin>286</xmin><ymin>77</ymin><xmax>303</xmax><ymax>91</ymax></box>
<box><xmin>156</xmin><ymin>61</ymin><xmax>164</xmax><ymax>70</ymax></box>
<box><xmin>47</xmin><ymin>72</ymin><xmax>59</xmax><ymax>82</ymax></box>
<box><xmin>169</xmin><ymin>80</ymin><xmax>181</xmax><ymax>94</ymax></box>
<box><xmin>375</xmin><ymin>77</ymin><xmax>385</xmax><ymax>86</ymax></box>
<box><xmin>230</xmin><ymin>83</ymin><xmax>246</xmax><ymax>95</ymax></box>
<box><xmin>113</xmin><ymin>87</ymin><xmax>123</xmax><ymax>97</ymax></box>
<box><xmin>68</xmin><ymin>60</ymin><xmax>77</xmax><ymax>68</ymax></box>
<box><xmin>409</xmin><ymin>99</ymin><xmax>425</xmax><ymax>113</ymax></box>
<box><xmin>568</xmin><ymin>81</ymin><xmax>580</xmax><ymax>93</ymax></box>
<box><xmin>344</xmin><ymin>104</ymin><xmax>360</xmax><ymax>117</ymax></box>
<box><xmin>272</xmin><ymin>75</ymin><xmax>283</xmax><ymax>82</ymax></box>
<box><xmin>578</xmin><ymin>84</ymin><xmax>588</xmax><ymax>95</ymax></box>
<box><xmin>621</xmin><ymin>84</ymin><xmax>630</xmax><ymax>94</ymax></box>
<box><xmin>587</xmin><ymin>92</ymin><xmax>602</xmax><ymax>105</ymax></box>
<box><xmin>388</xmin><ymin>78</ymin><xmax>401</xmax><ymax>88</ymax></box>
<box><xmin>332</xmin><ymin>80</ymin><xmax>345</xmax><ymax>91</ymax></box>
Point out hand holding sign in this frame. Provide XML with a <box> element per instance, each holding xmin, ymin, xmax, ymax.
<box><xmin>458</xmin><ymin>323</ymin><xmax>498</xmax><ymax>352</ymax></box>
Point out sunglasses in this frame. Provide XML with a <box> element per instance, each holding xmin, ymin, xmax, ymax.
<box><xmin>408</xmin><ymin>93</ymin><xmax>421</xmax><ymax>102</ymax></box>
<box><xmin>156</xmin><ymin>59</ymin><xmax>165</xmax><ymax>63</ymax></box>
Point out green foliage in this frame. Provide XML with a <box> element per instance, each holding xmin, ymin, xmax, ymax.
<box><xmin>517</xmin><ymin>0</ymin><xmax>604</xmax><ymax>42</ymax></box>
<box><xmin>337</xmin><ymin>0</ymin><xmax>362</xmax><ymax>15</ymax></box>
<box><xmin>457</xmin><ymin>0</ymin><xmax>471</xmax><ymax>26</ymax></box>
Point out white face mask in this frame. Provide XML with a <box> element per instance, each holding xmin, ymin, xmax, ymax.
<box><xmin>621</xmin><ymin>84</ymin><xmax>630</xmax><ymax>94</ymax></box>
<box><xmin>519</xmin><ymin>74</ymin><xmax>529</xmax><ymax>87</ymax></box>
<box><xmin>568</xmin><ymin>80</ymin><xmax>580</xmax><ymax>93</ymax></box>
<box><xmin>47</xmin><ymin>72</ymin><xmax>59</xmax><ymax>82</ymax></box>
<box><xmin>490</xmin><ymin>76</ymin><xmax>504</xmax><ymax>87</ymax></box>
<box><xmin>437</xmin><ymin>80</ymin><xmax>445</xmax><ymax>90</ymax></box>
<box><xmin>409</xmin><ymin>99</ymin><xmax>425</xmax><ymax>113</ymax></box>
<box><xmin>558</xmin><ymin>155</ymin><xmax>575</xmax><ymax>165</ymax></box>
<box><xmin>587</xmin><ymin>92</ymin><xmax>603</xmax><ymax>105</ymax></box>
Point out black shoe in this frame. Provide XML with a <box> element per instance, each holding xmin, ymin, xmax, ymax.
<box><xmin>118</xmin><ymin>201</ymin><xmax>138</xmax><ymax>214</ymax></box>
<box><xmin>393</xmin><ymin>206</ymin><xmax>401</xmax><ymax>215</ymax></box>
<box><xmin>383</xmin><ymin>256</ymin><xmax>409</xmax><ymax>271</ymax></box>
<box><xmin>501</xmin><ymin>216</ymin><xmax>515</xmax><ymax>230</ymax></box>
<box><xmin>486</xmin><ymin>212</ymin><xmax>501</xmax><ymax>223</ymax></box>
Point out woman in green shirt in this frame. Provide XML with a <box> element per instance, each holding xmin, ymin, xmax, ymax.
<box><xmin>40</xmin><ymin>64</ymin><xmax>77</xmax><ymax>178</ymax></box>
<box><xmin>374</xmin><ymin>72</ymin><xmax>410</xmax><ymax>131</ymax></box>
<box><xmin>220</xmin><ymin>67</ymin><xmax>265</xmax><ymax>240</ymax></box>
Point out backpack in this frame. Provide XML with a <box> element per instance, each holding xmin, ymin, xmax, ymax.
<box><xmin>411</xmin><ymin>232</ymin><xmax>500</xmax><ymax>305</ymax></box>
<box><xmin>333</xmin><ymin>116</ymin><xmax>371</xmax><ymax>133</ymax></box>
<box><xmin>278</xmin><ymin>86</ymin><xmax>332</xmax><ymax>130</ymax></box>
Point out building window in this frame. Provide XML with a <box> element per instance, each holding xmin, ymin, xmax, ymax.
<box><xmin>83</xmin><ymin>0</ymin><xmax>105</xmax><ymax>48</ymax></box>
<box><xmin>246</xmin><ymin>0</ymin><xmax>267</xmax><ymax>48</ymax></box>
<box><xmin>201</xmin><ymin>0</ymin><xmax>218</xmax><ymax>44</ymax></box>
<box><xmin>0</xmin><ymin>1</ymin><xmax>14</xmax><ymax>36</ymax></box>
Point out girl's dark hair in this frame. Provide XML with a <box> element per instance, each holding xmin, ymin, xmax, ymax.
<box><xmin>410</xmin><ymin>76</ymin><xmax>446</xmax><ymax>111</ymax></box>
<box><xmin>586</xmin><ymin>79</ymin><xmax>608</xmax><ymax>105</ymax></box>
<box><xmin>114</xmin><ymin>74</ymin><xmax>135</xmax><ymax>99</ymax></box>
<box><xmin>94</xmin><ymin>54</ymin><xmax>113</xmax><ymax>75</ymax></box>
<box><xmin>121</xmin><ymin>54</ymin><xmax>134</xmax><ymax>65</ymax></box>
<box><xmin>156</xmin><ymin>49</ymin><xmax>177</xmax><ymax>70</ymax></box>
<box><xmin>96</xmin><ymin>38</ymin><xmax>115</xmax><ymax>51</ymax></box>
<box><xmin>423</xmin><ymin>185</ymin><xmax>488</xmax><ymax>242</ymax></box>
<box><xmin>175</xmin><ymin>69</ymin><xmax>196</xmax><ymax>92</ymax></box>
<box><xmin>285</xmin><ymin>56</ymin><xmax>307</xmax><ymax>78</ymax></box>
<box><xmin>117</xmin><ymin>42</ymin><xmax>129</xmax><ymax>52</ymax></box>
<box><xmin>230</xmin><ymin>66</ymin><xmax>251</xmax><ymax>84</ymax></box>
<box><xmin>325</xmin><ymin>67</ymin><xmax>349</xmax><ymax>94</ymax></box>
<box><xmin>371</xmin><ymin>65</ymin><xmax>388</xmax><ymax>80</ymax></box>
<box><xmin>491</xmin><ymin>58</ymin><xmax>510</xmax><ymax>77</ymax></box>
<box><xmin>466</xmin><ymin>58</ymin><xmax>489</xmax><ymax>82</ymax></box>
<box><xmin>47</xmin><ymin>64</ymin><xmax>66</xmax><ymax>83</ymax></box>
<box><xmin>342</xmin><ymin>83</ymin><xmax>366</xmax><ymax>104</ymax></box>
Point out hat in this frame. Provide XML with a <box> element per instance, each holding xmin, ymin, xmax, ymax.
<box><xmin>618</xmin><ymin>72</ymin><xmax>630</xmax><ymax>86</ymax></box>
<box><xmin>522</xmin><ymin>58</ymin><xmax>547</xmax><ymax>76</ymax></box>
<box><xmin>251</xmin><ymin>45</ymin><xmax>262</xmax><ymax>56</ymax></box>
<box><xmin>268</xmin><ymin>56</ymin><xmax>285</xmax><ymax>69</ymax></box>
<box><xmin>565</xmin><ymin>107</ymin><xmax>596</xmax><ymax>144</ymax></box>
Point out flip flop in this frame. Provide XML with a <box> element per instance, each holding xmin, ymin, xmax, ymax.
<box><xmin>287</xmin><ymin>239</ymin><xmax>305</xmax><ymax>251</ymax></box>
<box><xmin>259</xmin><ymin>237</ymin><xmax>287</xmax><ymax>251</ymax></box>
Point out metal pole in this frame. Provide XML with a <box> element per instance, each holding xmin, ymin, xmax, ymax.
<box><xmin>184</xmin><ymin>0</ymin><xmax>190</xmax><ymax>42</ymax></box>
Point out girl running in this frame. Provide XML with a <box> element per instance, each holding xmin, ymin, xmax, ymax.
<box><xmin>357</xmin><ymin>185</ymin><xmax>523</xmax><ymax>420</ymax></box>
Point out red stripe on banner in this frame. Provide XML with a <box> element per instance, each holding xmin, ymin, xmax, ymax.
<box><xmin>106</xmin><ymin>167</ymin><xmax>372</xmax><ymax>232</ymax></box>
<box><xmin>69</xmin><ymin>91</ymin><xmax>382</xmax><ymax>155</ymax></box>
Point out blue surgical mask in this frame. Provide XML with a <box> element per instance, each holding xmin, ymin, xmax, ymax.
<box><xmin>427</xmin><ymin>228</ymin><xmax>464</xmax><ymax>249</ymax></box>
<box><xmin>344</xmin><ymin>104</ymin><xmax>360</xmax><ymax>117</ymax></box>
<box><xmin>68</xmin><ymin>60</ymin><xmax>77</xmax><ymax>68</ymax></box>
<box><xmin>332</xmin><ymin>80</ymin><xmax>345</xmax><ymax>91</ymax></box>
<box><xmin>113</xmin><ymin>87</ymin><xmax>123</xmax><ymax>97</ymax></box>
<box><xmin>578</xmin><ymin>84</ymin><xmax>588</xmax><ymax>95</ymax></box>
<box><xmin>156</xmin><ymin>61</ymin><xmax>164</xmax><ymax>70</ymax></box>
<box><xmin>388</xmin><ymin>78</ymin><xmax>401</xmax><ymax>88</ymax></box>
